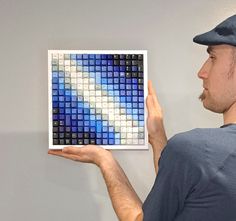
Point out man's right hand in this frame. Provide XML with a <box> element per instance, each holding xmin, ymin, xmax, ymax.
<box><xmin>146</xmin><ymin>80</ymin><xmax>167</xmax><ymax>172</ymax></box>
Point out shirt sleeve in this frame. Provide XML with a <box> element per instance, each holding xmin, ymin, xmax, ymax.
<box><xmin>142</xmin><ymin>134</ymin><xmax>203</xmax><ymax>221</ymax></box>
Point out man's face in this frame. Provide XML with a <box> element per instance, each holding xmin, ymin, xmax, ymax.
<box><xmin>198</xmin><ymin>44</ymin><xmax>236</xmax><ymax>113</ymax></box>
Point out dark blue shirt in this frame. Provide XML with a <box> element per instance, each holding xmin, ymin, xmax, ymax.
<box><xmin>143</xmin><ymin>124</ymin><xmax>236</xmax><ymax>221</ymax></box>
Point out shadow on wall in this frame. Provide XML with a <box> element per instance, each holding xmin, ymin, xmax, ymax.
<box><xmin>0</xmin><ymin>132</ymin><xmax>107</xmax><ymax>221</ymax></box>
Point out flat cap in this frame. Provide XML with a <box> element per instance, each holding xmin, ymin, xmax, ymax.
<box><xmin>193</xmin><ymin>14</ymin><xmax>236</xmax><ymax>47</ymax></box>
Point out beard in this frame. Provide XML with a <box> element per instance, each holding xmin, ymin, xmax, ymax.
<box><xmin>198</xmin><ymin>91</ymin><xmax>206</xmax><ymax>102</ymax></box>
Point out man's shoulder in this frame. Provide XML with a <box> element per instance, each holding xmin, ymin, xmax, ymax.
<box><xmin>164</xmin><ymin>128</ymin><xmax>218</xmax><ymax>163</ymax></box>
<box><xmin>163</xmin><ymin>126</ymin><xmax>236</xmax><ymax>168</ymax></box>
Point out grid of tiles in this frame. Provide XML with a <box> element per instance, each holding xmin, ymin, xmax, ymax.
<box><xmin>49</xmin><ymin>50</ymin><xmax>147</xmax><ymax>149</ymax></box>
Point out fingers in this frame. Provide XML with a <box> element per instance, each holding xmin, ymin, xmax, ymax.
<box><xmin>48</xmin><ymin>149</ymin><xmax>80</xmax><ymax>161</ymax></box>
<box><xmin>148</xmin><ymin>80</ymin><xmax>156</xmax><ymax>96</ymax></box>
<box><xmin>147</xmin><ymin>80</ymin><xmax>161</xmax><ymax>109</ymax></box>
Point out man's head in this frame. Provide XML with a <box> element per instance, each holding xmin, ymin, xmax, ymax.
<box><xmin>193</xmin><ymin>15</ymin><xmax>236</xmax><ymax>114</ymax></box>
<box><xmin>198</xmin><ymin>44</ymin><xmax>236</xmax><ymax>113</ymax></box>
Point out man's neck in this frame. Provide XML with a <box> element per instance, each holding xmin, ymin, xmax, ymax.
<box><xmin>223</xmin><ymin>102</ymin><xmax>236</xmax><ymax>125</ymax></box>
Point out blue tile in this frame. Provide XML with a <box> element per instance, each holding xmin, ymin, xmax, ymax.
<box><xmin>65</xmin><ymin>102</ymin><xmax>71</xmax><ymax>108</ymax></box>
<box><xmin>139</xmin><ymin>97</ymin><xmax>144</xmax><ymax>102</ymax></box>
<box><xmin>77</xmin><ymin>114</ymin><xmax>84</xmax><ymax>120</ymax></box>
<box><xmin>115</xmin><ymin>133</ymin><xmax>120</xmax><ymax>139</ymax></box>
<box><xmin>59</xmin><ymin>108</ymin><xmax>65</xmax><ymax>114</ymax></box>
<box><xmin>89</xmin><ymin>60</ymin><xmax>95</xmax><ymax>65</ymax></box>
<box><xmin>96</xmin><ymin>133</ymin><xmax>102</xmax><ymax>138</ymax></box>
<box><xmin>127</xmin><ymin>109</ymin><xmax>132</xmax><ymax>114</ymax></box>
<box><xmin>77</xmin><ymin>126</ymin><xmax>83</xmax><ymax>132</ymax></box>
<box><xmin>120</xmin><ymin>78</ymin><xmax>125</xmax><ymax>83</ymax></box>
<box><xmin>84</xmin><ymin>121</ymin><xmax>90</xmax><ymax>126</ymax></box>
<box><xmin>96</xmin><ymin>60</ymin><xmax>101</xmax><ymax>65</ymax></box>
<box><xmin>52</xmin><ymin>84</ymin><xmax>58</xmax><ymax>90</ymax></box>
<box><xmin>52</xmin><ymin>77</ymin><xmax>58</xmax><ymax>83</ymax></box>
<box><xmin>53</xmin><ymin>101</ymin><xmax>59</xmax><ymax>108</ymax></box>
<box><xmin>90</xmin><ymin>121</ymin><xmax>96</xmax><ymax>126</ymax></box>
<box><xmin>102</xmin><ymin>66</ymin><xmax>107</xmax><ymax>71</ymax></box>
<box><xmin>59</xmin><ymin>114</ymin><xmax>65</xmax><ymax>120</ymax></box>
<box><xmin>89</xmin><ymin>54</ymin><xmax>95</xmax><ymax>59</ymax></box>
<box><xmin>52</xmin><ymin>96</ymin><xmax>58</xmax><ymax>102</ymax></box>
<box><xmin>120</xmin><ymin>97</ymin><xmax>126</xmax><ymax>102</ymax></box>
<box><xmin>108</xmin><ymin>79</ymin><xmax>113</xmax><ymax>84</ymax></box>
<box><xmin>77</xmin><ymin>60</ymin><xmax>82</xmax><ymax>65</ymax></box>
<box><xmin>101</xmin><ymin>54</ymin><xmax>107</xmax><ymax>59</ymax></box>
<box><xmin>82</xmin><ymin>54</ymin><xmax>88</xmax><ymax>59</ymax></box>
<box><xmin>70</xmin><ymin>54</ymin><xmax>76</xmax><ymax>60</ymax></box>
<box><xmin>83</xmin><ymin>108</ymin><xmax>90</xmax><ymax>114</ymax></box>
<box><xmin>58</xmin><ymin>89</ymin><xmax>64</xmax><ymax>95</ymax></box>
<box><xmin>71</xmin><ymin>102</ymin><xmax>77</xmax><ymax>108</ymax></box>
<box><xmin>109</xmin><ymin>139</ymin><xmax>114</xmax><ymax>144</ymax></box>
<box><xmin>126</xmin><ymin>79</ymin><xmax>131</xmax><ymax>84</ymax></box>
<box><xmin>139</xmin><ymin>103</ymin><xmax>144</xmax><ymax>108</ymax></box>
<box><xmin>103</xmin><ymin>133</ymin><xmax>108</xmax><ymax>138</ymax></box>
<box><xmin>115</xmin><ymin>139</ymin><xmax>120</xmax><ymax>144</ymax></box>
<box><xmin>126</xmin><ymin>84</ymin><xmax>131</xmax><ymax>90</ymax></box>
<box><xmin>113</xmin><ymin>72</ymin><xmax>119</xmax><ymax>77</ymax></box>
<box><xmin>72</xmin><ymin>139</ymin><xmax>77</xmax><ymax>145</ymax></box>
<box><xmin>53</xmin><ymin>115</ymin><xmax>58</xmax><ymax>120</ymax></box>
<box><xmin>59</xmin><ymin>84</ymin><xmax>64</xmax><ymax>89</ymax></box>
<box><xmin>126</xmin><ymin>96</ymin><xmax>132</xmax><ymax>102</ymax></box>
<box><xmin>126</xmin><ymin>91</ymin><xmax>132</xmax><ymax>96</ymax></box>
<box><xmin>102</xmin><ymin>127</ymin><xmax>108</xmax><ymax>132</ymax></box>
<box><xmin>120</xmin><ymin>72</ymin><xmax>125</xmax><ymax>77</ymax></box>
<box><xmin>109</xmin><ymin>133</ymin><xmax>114</xmax><ymax>138</ymax></box>
<box><xmin>102</xmin><ymin>60</ymin><xmax>107</xmax><ymax>65</ymax></box>
<box><xmin>120</xmin><ymin>66</ymin><xmax>125</xmax><ymax>71</ymax></box>
<box><xmin>96</xmin><ymin>139</ymin><xmax>102</xmax><ymax>145</ymax></box>
<box><xmin>72</xmin><ymin>120</ymin><xmax>77</xmax><ymax>126</ymax></box>
<box><xmin>102</xmin><ymin>72</ymin><xmax>107</xmax><ymax>78</ymax></box>
<box><xmin>65</xmin><ymin>108</ymin><xmax>71</xmax><ymax>114</ymax></box>
<box><xmin>59</xmin><ymin>102</ymin><xmax>64</xmax><ymax>108</ymax></box>
<box><xmin>120</xmin><ymin>60</ymin><xmax>125</xmax><ymax>65</ymax></box>
<box><xmin>139</xmin><ymin>115</ymin><xmax>144</xmax><ymax>120</ymax></box>
<box><xmin>102</xmin><ymin>139</ymin><xmax>108</xmax><ymax>145</ymax></box>
<box><xmin>107</xmin><ymin>60</ymin><xmax>113</xmax><ymax>65</ymax></box>
<box><xmin>108</xmin><ymin>66</ymin><xmax>113</xmax><ymax>71</ymax></box>
<box><xmin>133</xmin><ymin>96</ymin><xmax>138</xmax><ymax>102</ymax></box>
<box><xmin>71</xmin><ymin>96</ymin><xmax>77</xmax><ymax>102</ymax></box>
<box><xmin>90</xmin><ymin>127</ymin><xmax>96</xmax><ymax>132</ymax></box>
<box><xmin>114</xmin><ymin>84</ymin><xmax>119</xmax><ymax>89</ymax></box>
<box><xmin>59</xmin><ymin>72</ymin><xmax>64</xmax><ymax>77</ymax></box>
<box><xmin>65</xmin><ymin>96</ymin><xmax>71</xmax><ymax>102</ymax></box>
<box><xmin>76</xmin><ymin>54</ymin><xmax>83</xmax><ymax>59</ymax></box>
<box><xmin>77</xmin><ymin>121</ymin><xmax>83</xmax><ymax>126</ymax></box>
<box><xmin>96</xmin><ymin>66</ymin><xmax>101</xmax><ymax>71</ymax></box>
<box><xmin>52</xmin><ymin>72</ymin><xmax>58</xmax><ymax>78</ymax></box>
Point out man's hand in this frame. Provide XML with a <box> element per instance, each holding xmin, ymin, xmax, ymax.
<box><xmin>146</xmin><ymin>80</ymin><xmax>167</xmax><ymax>173</ymax></box>
<box><xmin>48</xmin><ymin>145</ymin><xmax>112</xmax><ymax>167</ymax></box>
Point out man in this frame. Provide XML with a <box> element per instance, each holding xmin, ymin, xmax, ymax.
<box><xmin>49</xmin><ymin>14</ymin><xmax>236</xmax><ymax>221</ymax></box>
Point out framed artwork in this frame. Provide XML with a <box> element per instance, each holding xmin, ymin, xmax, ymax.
<box><xmin>48</xmin><ymin>50</ymin><xmax>148</xmax><ymax>149</ymax></box>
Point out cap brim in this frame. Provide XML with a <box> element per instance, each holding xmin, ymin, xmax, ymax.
<box><xmin>193</xmin><ymin>30</ymin><xmax>236</xmax><ymax>47</ymax></box>
<box><xmin>193</xmin><ymin>30</ymin><xmax>223</xmax><ymax>46</ymax></box>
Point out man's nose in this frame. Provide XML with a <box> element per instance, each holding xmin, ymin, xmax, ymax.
<box><xmin>197</xmin><ymin>59</ymin><xmax>209</xmax><ymax>79</ymax></box>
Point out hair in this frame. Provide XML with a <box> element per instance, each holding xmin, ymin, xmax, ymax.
<box><xmin>228</xmin><ymin>47</ymin><xmax>236</xmax><ymax>78</ymax></box>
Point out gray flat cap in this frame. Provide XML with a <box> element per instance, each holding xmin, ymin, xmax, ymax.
<box><xmin>193</xmin><ymin>15</ymin><xmax>236</xmax><ymax>47</ymax></box>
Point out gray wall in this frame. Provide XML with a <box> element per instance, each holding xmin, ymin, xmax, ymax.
<box><xmin>1</xmin><ymin>0</ymin><xmax>235</xmax><ymax>220</ymax></box>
